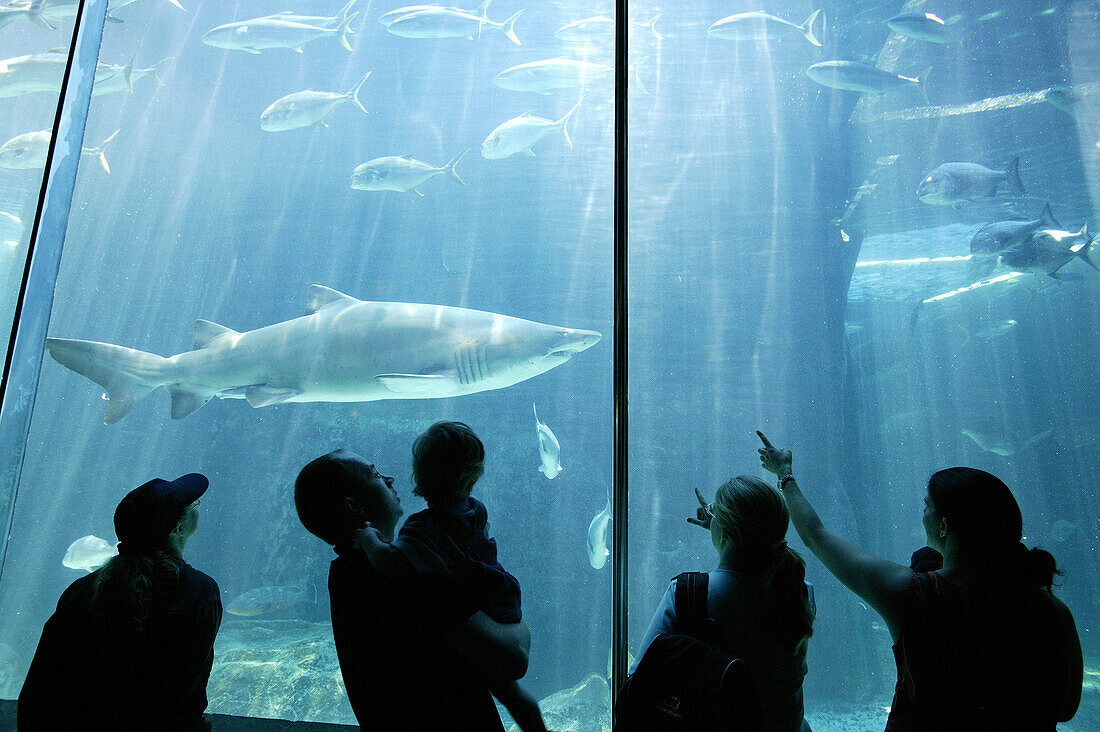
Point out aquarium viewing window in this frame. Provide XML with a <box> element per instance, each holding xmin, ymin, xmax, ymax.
<box><xmin>1</xmin><ymin>1</ymin><xmax>1098</xmax><ymax>730</ymax></box>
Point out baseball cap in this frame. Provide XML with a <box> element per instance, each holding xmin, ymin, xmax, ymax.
<box><xmin>114</xmin><ymin>473</ymin><xmax>208</xmax><ymax>553</ymax></box>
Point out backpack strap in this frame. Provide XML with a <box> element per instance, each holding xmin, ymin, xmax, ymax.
<box><xmin>673</xmin><ymin>571</ymin><xmax>710</xmax><ymax>634</ymax></box>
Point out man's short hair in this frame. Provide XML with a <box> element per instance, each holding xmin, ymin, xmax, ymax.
<box><xmin>412</xmin><ymin>421</ymin><xmax>484</xmax><ymax>503</ymax></box>
<box><xmin>295</xmin><ymin>450</ymin><xmax>368</xmax><ymax>546</ymax></box>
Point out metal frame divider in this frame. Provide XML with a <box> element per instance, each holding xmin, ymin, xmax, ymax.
<box><xmin>0</xmin><ymin>0</ymin><xmax>111</xmax><ymax>584</ymax></box>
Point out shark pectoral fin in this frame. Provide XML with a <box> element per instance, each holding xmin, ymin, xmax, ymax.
<box><xmin>193</xmin><ymin>319</ymin><xmax>241</xmax><ymax>349</ymax></box>
<box><xmin>305</xmin><ymin>284</ymin><xmax>361</xmax><ymax>315</ymax></box>
<box><xmin>376</xmin><ymin>374</ymin><xmax>452</xmax><ymax>395</ymax></box>
<box><xmin>167</xmin><ymin>385</ymin><xmax>214</xmax><ymax>420</ymax></box>
<box><xmin>244</xmin><ymin>385</ymin><xmax>301</xmax><ymax>408</ymax></box>
<box><xmin>524</xmin><ymin>149</ymin><xmax>536</xmax><ymax>157</ymax></box>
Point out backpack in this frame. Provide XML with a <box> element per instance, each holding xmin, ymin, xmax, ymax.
<box><xmin>613</xmin><ymin>572</ymin><xmax>763</xmax><ymax>731</ymax></box>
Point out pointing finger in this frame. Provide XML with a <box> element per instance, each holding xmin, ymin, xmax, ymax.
<box><xmin>694</xmin><ymin>486</ymin><xmax>707</xmax><ymax>507</ymax></box>
<box><xmin>757</xmin><ymin>430</ymin><xmax>774</xmax><ymax>448</ymax></box>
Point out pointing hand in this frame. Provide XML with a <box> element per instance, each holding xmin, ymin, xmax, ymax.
<box><xmin>686</xmin><ymin>486</ymin><xmax>713</xmax><ymax>530</ymax></box>
<box><xmin>757</xmin><ymin>430</ymin><xmax>792</xmax><ymax>477</ymax></box>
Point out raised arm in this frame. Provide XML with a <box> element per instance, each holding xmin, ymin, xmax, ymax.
<box><xmin>444</xmin><ymin>611</ymin><xmax>531</xmax><ymax>683</ymax></box>
<box><xmin>757</xmin><ymin>431</ymin><xmax>912</xmax><ymax>636</ymax></box>
<box><xmin>353</xmin><ymin>524</ymin><xmax>414</xmax><ymax>577</ymax></box>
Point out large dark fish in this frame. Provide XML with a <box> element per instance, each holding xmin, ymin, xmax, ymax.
<box><xmin>970</xmin><ymin>203</ymin><xmax>1061</xmax><ymax>256</ymax></box>
<box><xmin>917</xmin><ymin>159</ymin><xmax>1025</xmax><ymax>207</ymax></box>
<box><xmin>226</xmin><ymin>585</ymin><xmax>316</xmax><ymax>616</ymax></box>
<box><xmin>1000</xmin><ymin>226</ymin><xmax>1096</xmax><ymax>278</ymax></box>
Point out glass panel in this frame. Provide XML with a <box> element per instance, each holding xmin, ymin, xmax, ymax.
<box><xmin>0</xmin><ymin>1</ymin><xmax>613</xmax><ymax>727</ymax></box>
<box><xmin>629</xmin><ymin>1</ymin><xmax>1098</xmax><ymax>730</ymax></box>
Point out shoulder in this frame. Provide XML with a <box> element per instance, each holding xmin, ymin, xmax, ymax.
<box><xmin>180</xmin><ymin>564</ymin><xmax>221</xmax><ymax>598</ymax></box>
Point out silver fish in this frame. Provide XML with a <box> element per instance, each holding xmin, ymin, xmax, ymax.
<box><xmin>227</xmin><ymin>586</ymin><xmax>315</xmax><ymax>616</ymax></box>
<box><xmin>378</xmin><ymin>1</ymin><xmax>487</xmax><ymax>27</ymax></box>
<box><xmin>0</xmin><ymin>128</ymin><xmax>117</xmax><ymax>173</ymax></box>
<box><xmin>961</xmin><ymin>427</ymin><xmax>1052</xmax><ymax>456</ymax></box>
<box><xmin>494</xmin><ymin>57</ymin><xmax>651</xmax><ymax>95</ymax></box>
<box><xmin>555</xmin><ymin>14</ymin><xmax>662</xmax><ymax>43</ymax></box>
<box><xmin>533</xmin><ymin>402</ymin><xmax>562</xmax><ymax>479</ymax></box>
<box><xmin>92</xmin><ymin>56</ymin><xmax>172</xmax><ymax>96</ymax></box>
<box><xmin>63</xmin><ymin>534</ymin><xmax>118</xmax><ymax>572</ymax></box>
<box><xmin>806</xmin><ymin>60</ymin><xmax>927</xmax><ymax>98</ymax></box>
<box><xmin>971</xmin><ymin>203</ymin><xmax>1060</xmax><ymax>256</ymax></box>
<box><xmin>385</xmin><ymin>4</ymin><xmax>522</xmax><ymax>45</ymax></box>
<box><xmin>886</xmin><ymin>12</ymin><xmax>953</xmax><ymax>44</ymax></box>
<box><xmin>261</xmin><ymin>72</ymin><xmax>371</xmax><ymax>132</ymax></box>
<box><xmin>202</xmin><ymin>4</ymin><xmax>357</xmax><ymax>54</ymax></box>
<box><xmin>708</xmin><ymin>10</ymin><xmax>822</xmax><ymax>47</ymax></box>
<box><xmin>481</xmin><ymin>97</ymin><xmax>581</xmax><ymax>159</ymax></box>
<box><xmin>0</xmin><ymin>49</ymin><xmax>66</xmax><ymax>98</ymax></box>
<box><xmin>0</xmin><ymin>0</ymin><xmax>51</xmax><ymax>29</ymax></box>
<box><xmin>350</xmin><ymin>149</ymin><xmax>468</xmax><ymax>194</ymax></box>
<box><xmin>586</xmin><ymin>496</ymin><xmax>611</xmax><ymax>569</ymax></box>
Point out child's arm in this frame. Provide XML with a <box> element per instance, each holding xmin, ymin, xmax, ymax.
<box><xmin>353</xmin><ymin>524</ymin><xmax>414</xmax><ymax>577</ymax></box>
<box><xmin>490</xmin><ymin>679</ymin><xmax>548</xmax><ymax>732</ymax></box>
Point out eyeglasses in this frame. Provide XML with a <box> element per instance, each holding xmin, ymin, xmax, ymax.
<box><xmin>188</xmin><ymin>499</ymin><xmax>201</xmax><ymax>509</ymax></box>
<box><xmin>703</xmin><ymin>502</ymin><xmax>715</xmax><ymax>519</ymax></box>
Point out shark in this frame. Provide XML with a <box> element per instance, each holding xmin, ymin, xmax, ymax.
<box><xmin>46</xmin><ymin>285</ymin><xmax>602</xmax><ymax>424</ymax></box>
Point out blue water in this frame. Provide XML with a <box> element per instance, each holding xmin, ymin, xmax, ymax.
<box><xmin>0</xmin><ymin>0</ymin><xmax>1098</xmax><ymax>728</ymax></box>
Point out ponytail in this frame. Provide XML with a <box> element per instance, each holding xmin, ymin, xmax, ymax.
<box><xmin>760</xmin><ymin>544</ymin><xmax>815</xmax><ymax>652</ymax></box>
<box><xmin>1013</xmin><ymin>542</ymin><xmax>1060</xmax><ymax>591</ymax></box>
<box><xmin>92</xmin><ymin>551</ymin><xmax>181</xmax><ymax>632</ymax></box>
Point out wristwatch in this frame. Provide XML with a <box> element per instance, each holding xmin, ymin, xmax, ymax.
<box><xmin>777</xmin><ymin>474</ymin><xmax>795</xmax><ymax>491</ymax></box>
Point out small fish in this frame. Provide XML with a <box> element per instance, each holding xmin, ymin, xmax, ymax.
<box><xmin>977</xmin><ymin>10</ymin><xmax>1004</xmax><ymax>22</ymax></box>
<box><xmin>0</xmin><ymin>128</ymin><xmax>118</xmax><ymax>173</ymax></box>
<box><xmin>385</xmin><ymin>5</ymin><xmax>523</xmax><ymax>45</ymax></box>
<box><xmin>481</xmin><ymin>97</ymin><xmax>581</xmax><ymax>159</ymax></box>
<box><xmin>92</xmin><ymin>57</ymin><xmax>172</xmax><ymax>97</ymax></box>
<box><xmin>708</xmin><ymin>10</ymin><xmax>822</xmax><ymax>47</ymax></box>
<box><xmin>63</xmin><ymin>534</ymin><xmax>118</xmax><ymax>572</ymax></box>
<box><xmin>202</xmin><ymin>2</ymin><xmax>357</xmax><ymax>54</ymax></box>
<box><xmin>0</xmin><ymin>211</ymin><xmax>22</xmax><ymax>247</ymax></box>
<box><xmin>494</xmin><ymin>57</ymin><xmax>647</xmax><ymax>95</ymax></box>
<box><xmin>226</xmin><ymin>585</ymin><xmax>316</xmax><ymax>616</ymax></box>
<box><xmin>378</xmin><ymin>2</ymin><xmax>487</xmax><ymax>27</ymax></box>
<box><xmin>961</xmin><ymin>427</ymin><xmax>1052</xmax><ymax>456</ymax></box>
<box><xmin>1000</xmin><ymin>226</ymin><xmax>1097</xmax><ymax>278</ymax></box>
<box><xmin>970</xmin><ymin>203</ymin><xmax>1060</xmax><ymax>256</ymax></box>
<box><xmin>555</xmin><ymin>14</ymin><xmax>662</xmax><ymax>43</ymax></box>
<box><xmin>969</xmin><ymin>319</ymin><xmax>1017</xmax><ymax>340</ymax></box>
<box><xmin>886</xmin><ymin>12</ymin><xmax>955</xmax><ymax>45</ymax></box>
<box><xmin>587</xmin><ymin>495</ymin><xmax>611</xmax><ymax>569</ymax></box>
<box><xmin>917</xmin><ymin>159</ymin><xmax>1024</xmax><ymax>207</ymax></box>
<box><xmin>0</xmin><ymin>49</ymin><xmax>67</xmax><ymax>99</ymax></box>
<box><xmin>806</xmin><ymin>61</ymin><xmax>928</xmax><ymax>99</ymax></box>
<box><xmin>261</xmin><ymin>72</ymin><xmax>371</xmax><ymax>132</ymax></box>
<box><xmin>0</xmin><ymin>0</ymin><xmax>52</xmax><ymax>30</ymax></box>
<box><xmin>350</xmin><ymin>149</ymin><xmax>468</xmax><ymax>194</ymax></box>
<box><xmin>533</xmin><ymin>402</ymin><xmax>562</xmax><ymax>479</ymax></box>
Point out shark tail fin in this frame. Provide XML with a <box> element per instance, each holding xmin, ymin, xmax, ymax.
<box><xmin>28</xmin><ymin>0</ymin><xmax>55</xmax><ymax>29</ymax></box>
<box><xmin>45</xmin><ymin>338</ymin><xmax>168</xmax><ymax>424</ymax></box>
<box><xmin>1007</xmin><ymin>156</ymin><xmax>1025</xmax><ymax>195</ymax></box>
<box><xmin>348</xmin><ymin>71</ymin><xmax>371</xmax><ymax>115</ymax></box>
<box><xmin>556</xmin><ymin>96</ymin><xmax>583</xmax><ymax>148</ymax></box>
<box><xmin>801</xmin><ymin>9</ymin><xmax>823</xmax><ymax>47</ymax></box>
<box><xmin>443</xmin><ymin>148</ymin><xmax>469</xmax><ymax>186</ymax></box>
<box><xmin>88</xmin><ymin>129</ymin><xmax>119</xmax><ymax>174</ymax></box>
<box><xmin>337</xmin><ymin>11</ymin><xmax>358</xmax><ymax>51</ymax></box>
<box><xmin>1040</xmin><ymin>202</ymin><xmax>1061</xmax><ymax>229</ymax></box>
<box><xmin>501</xmin><ymin>9</ymin><xmax>523</xmax><ymax>46</ymax></box>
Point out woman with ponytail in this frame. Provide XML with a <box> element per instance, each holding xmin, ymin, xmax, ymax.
<box><xmin>632</xmin><ymin>474</ymin><xmax>816</xmax><ymax>731</ymax></box>
<box><xmin>19</xmin><ymin>474</ymin><xmax>222</xmax><ymax>731</ymax></box>
<box><xmin>757</xmin><ymin>432</ymin><xmax>1083</xmax><ymax>730</ymax></box>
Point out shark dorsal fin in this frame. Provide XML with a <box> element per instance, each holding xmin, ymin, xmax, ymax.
<box><xmin>306</xmin><ymin>284</ymin><xmax>360</xmax><ymax>315</ymax></box>
<box><xmin>192</xmin><ymin>319</ymin><xmax>240</xmax><ymax>350</ymax></box>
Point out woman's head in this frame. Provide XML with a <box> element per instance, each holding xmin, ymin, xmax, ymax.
<box><xmin>925</xmin><ymin>467</ymin><xmax>1021</xmax><ymax>552</ymax></box>
<box><xmin>113</xmin><ymin>473</ymin><xmax>207</xmax><ymax>556</ymax></box>
<box><xmin>711</xmin><ymin>475</ymin><xmax>814</xmax><ymax>650</ymax></box>
<box><xmin>412</xmin><ymin>421</ymin><xmax>484</xmax><ymax>505</ymax></box>
<box><xmin>925</xmin><ymin>467</ymin><xmax>1058</xmax><ymax>589</ymax></box>
<box><xmin>711</xmin><ymin>475</ymin><xmax>789</xmax><ymax>563</ymax></box>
